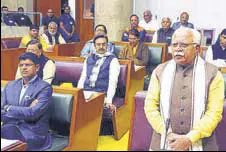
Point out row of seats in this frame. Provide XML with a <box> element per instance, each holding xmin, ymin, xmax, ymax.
<box><xmin>49</xmin><ymin>56</ymin><xmax>146</xmax><ymax>140</ymax></box>
<box><xmin>1</xmin><ymin>81</ymin><xmax>105</xmax><ymax>151</ymax></box>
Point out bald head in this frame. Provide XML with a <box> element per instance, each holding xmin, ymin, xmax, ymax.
<box><xmin>161</xmin><ymin>17</ymin><xmax>171</xmax><ymax>30</ymax></box>
<box><xmin>180</xmin><ymin>12</ymin><xmax>189</xmax><ymax>25</ymax></box>
<box><xmin>143</xmin><ymin>9</ymin><xmax>152</xmax><ymax>23</ymax></box>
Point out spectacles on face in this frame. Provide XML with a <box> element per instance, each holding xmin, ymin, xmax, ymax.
<box><xmin>171</xmin><ymin>43</ymin><xmax>196</xmax><ymax>48</ymax></box>
<box><xmin>96</xmin><ymin>29</ymin><xmax>105</xmax><ymax>32</ymax></box>
<box><xmin>95</xmin><ymin>42</ymin><xmax>107</xmax><ymax>47</ymax></box>
<box><xmin>18</xmin><ymin>63</ymin><xmax>34</xmax><ymax>68</ymax></box>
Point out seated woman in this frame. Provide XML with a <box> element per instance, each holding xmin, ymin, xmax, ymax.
<box><xmin>121</xmin><ymin>14</ymin><xmax>146</xmax><ymax>42</ymax></box>
<box><xmin>119</xmin><ymin>28</ymin><xmax>150</xmax><ymax>75</ymax></box>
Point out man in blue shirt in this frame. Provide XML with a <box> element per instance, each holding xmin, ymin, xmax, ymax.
<box><xmin>59</xmin><ymin>6</ymin><xmax>80</xmax><ymax>43</ymax></box>
<box><xmin>42</xmin><ymin>8</ymin><xmax>59</xmax><ymax>31</ymax></box>
<box><xmin>81</xmin><ymin>24</ymin><xmax>115</xmax><ymax>57</ymax></box>
<box><xmin>172</xmin><ymin>12</ymin><xmax>194</xmax><ymax>30</ymax></box>
<box><xmin>14</xmin><ymin>6</ymin><xmax>32</xmax><ymax>27</ymax></box>
<box><xmin>1</xmin><ymin>6</ymin><xmax>17</xmax><ymax>26</ymax></box>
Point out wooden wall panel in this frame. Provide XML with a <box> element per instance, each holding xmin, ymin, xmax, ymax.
<box><xmin>1</xmin><ymin>48</ymin><xmax>26</xmax><ymax>81</ymax></box>
<box><xmin>76</xmin><ymin>0</ymin><xmax>94</xmax><ymax>42</ymax></box>
<box><xmin>34</xmin><ymin>0</ymin><xmax>61</xmax><ymax>26</ymax></box>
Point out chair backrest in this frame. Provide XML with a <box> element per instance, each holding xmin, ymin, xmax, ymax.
<box><xmin>54</xmin><ymin>61</ymin><xmax>84</xmax><ymax>83</ymax></box>
<box><xmin>49</xmin><ymin>93</ymin><xmax>74</xmax><ymax>136</ymax></box>
<box><xmin>128</xmin><ymin>91</ymin><xmax>226</xmax><ymax>151</ymax></box>
<box><xmin>51</xmin><ymin>56</ymin><xmax>128</xmax><ymax>92</ymax></box>
<box><xmin>146</xmin><ymin>43</ymin><xmax>167</xmax><ymax>75</ymax></box>
<box><xmin>113</xmin><ymin>41</ymin><xmax>128</xmax><ymax>58</ymax></box>
<box><xmin>113</xmin><ymin>63</ymin><xmax>128</xmax><ymax>108</ymax></box>
<box><xmin>128</xmin><ymin>91</ymin><xmax>153</xmax><ymax>151</ymax></box>
<box><xmin>145</xmin><ymin>30</ymin><xmax>156</xmax><ymax>42</ymax></box>
<box><xmin>1</xmin><ymin>38</ymin><xmax>21</xmax><ymax>49</ymax></box>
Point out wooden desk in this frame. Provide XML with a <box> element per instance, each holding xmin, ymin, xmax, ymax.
<box><xmin>1</xmin><ymin>140</ymin><xmax>26</xmax><ymax>151</ymax></box>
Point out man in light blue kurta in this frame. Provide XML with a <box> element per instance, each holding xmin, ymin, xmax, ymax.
<box><xmin>1</xmin><ymin>52</ymin><xmax>52</xmax><ymax>151</ymax></box>
<box><xmin>80</xmin><ymin>24</ymin><xmax>115</xmax><ymax>57</ymax></box>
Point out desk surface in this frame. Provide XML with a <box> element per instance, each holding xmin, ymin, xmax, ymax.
<box><xmin>1</xmin><ymin>139</ymin><xmax>26</xmax><ymax>151</ymax></box>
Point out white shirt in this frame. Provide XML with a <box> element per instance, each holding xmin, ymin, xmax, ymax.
<box><xmin>139</xmin><ymin>19</ymin><xmax>159</xmax><ymax>31</ymax></box>
<box><xmin>77</xmin><ymin>54</ymin><xmax>120</xmax><ymax>104</ymax></box>
<box><xmin>205</xmin><ymin>46</ymin><xmax>226</xmax><ymax>68</ymax></box>
<box><xmin>42</xmin><ymin>32</ymin><xmax>66</xmax><ymax>48</ymax></box>
<box><xmin>15</xmin><ymin>59</ymin><xmax>56</xmax><ymax>84</ymax></box>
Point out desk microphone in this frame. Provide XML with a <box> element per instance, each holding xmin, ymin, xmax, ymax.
<box><xmin>163</xmin><ymin>118</ymin><xmax>171</xmax><ymax>150</ymax></box>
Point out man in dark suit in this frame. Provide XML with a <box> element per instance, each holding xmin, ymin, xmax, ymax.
<box><xmin>1</xmin><ymin>52</ymin><xmax>52</xmax><ymax>151</ymax></box>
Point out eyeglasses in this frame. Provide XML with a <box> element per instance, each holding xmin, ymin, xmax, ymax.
<box><xmin>95</xmin><ymin>43</ymin><xmax>107</xmax><ymax>47</ymax></box>
<box><xmin>96</xmin><ymin>29</ymin><xmax>105</xmax><ymax>32</ymax></box>
<box><xmin>18</xmin><ymin>63</ymin><xmax>34</xmax><ymax>68</ymax></box>
<box><xmin>48</xmin><ymin>12</ymin><xmax>53</xmax><ymax>13</ymax></box>
<box><xmin>171</xmin><ymin>43</ymin><xmax>196</xmax><ymax>48</ymax></box>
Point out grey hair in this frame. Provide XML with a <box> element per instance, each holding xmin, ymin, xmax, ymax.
<box><xmin>48</xmin><ymin>21</ymin><xmax>58</xmax><ymax>28</ymax></box>
<box><xmin>143</xmin><ymin>9</ymin><xmax>152</xmax><ymax>15</ymax></box>
<box><xmin>172</xmin><ymin>27</ymin><xmax>201</xmax><ymax>45</ymax></box>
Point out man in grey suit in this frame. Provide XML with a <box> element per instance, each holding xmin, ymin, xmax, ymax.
<box><xmin>1</xmin><ymin>52</ymin><xmax>52</xmax><ymax>151</ymax></box>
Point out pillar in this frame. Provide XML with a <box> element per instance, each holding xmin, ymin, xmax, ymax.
<box><xmin>95</xmin><ymin>0</ymin><xmax>133</xmax><ymax>41</ymax></box>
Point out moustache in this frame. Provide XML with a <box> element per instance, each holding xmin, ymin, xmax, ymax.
<box><xmin>98</xmin><ymin>48</ymin><xmax>105</xmax><ymax>52</ymax></box>
<box><xmin>174</xmin><ymin>51</ymin><xmax>185</xmax><ymax>57</ymax></box>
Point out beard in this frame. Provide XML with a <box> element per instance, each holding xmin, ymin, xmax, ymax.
<box><xmin>50</xmin><ymin>31</ymin><xmax>56</xmax><ymax>35</ymax></box>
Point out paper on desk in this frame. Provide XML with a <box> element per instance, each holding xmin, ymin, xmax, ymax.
<box><xmin>83</xmin><ymin>91</ymin><xmax>95</xmax><ymax>101</ymax></box>
<box><xmin>1</xmin><ymin>138</ymin><xmax>20</xmax><ymax>150</ymax></box>
<box><xmin>134</xmin><ymin>65</ymin><xmax>142</xmax><ymax>70</ymax></box>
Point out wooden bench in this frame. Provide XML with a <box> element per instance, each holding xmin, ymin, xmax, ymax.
<box><xmin>48</xmin><ymin>56</ymin><xmax>146</xmax><ymax>140</ymax></box>
<box><xmin>113</xmin><ymin>41</ymin><xmax>168</xmax><ymax>90</ymax></box>
<box><xmin>1</xmin><ymin>80</ymin><xmax>105</xmax><ymax>151</ymax></box>
<box><xmin>1</xmin><ymin>37</ymin><xmax>22</xmax><ymax>49</ymax></box>
<box><xmin>43</xmin><ymin>42</ymin><xmax>86</xmax><ymax>57</ymax></box>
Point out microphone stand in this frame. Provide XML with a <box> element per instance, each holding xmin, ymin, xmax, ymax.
<box><xmin>162</xmin><ymin>118</ymin><xmax>171</xmax><ymax>150</ymax></box>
